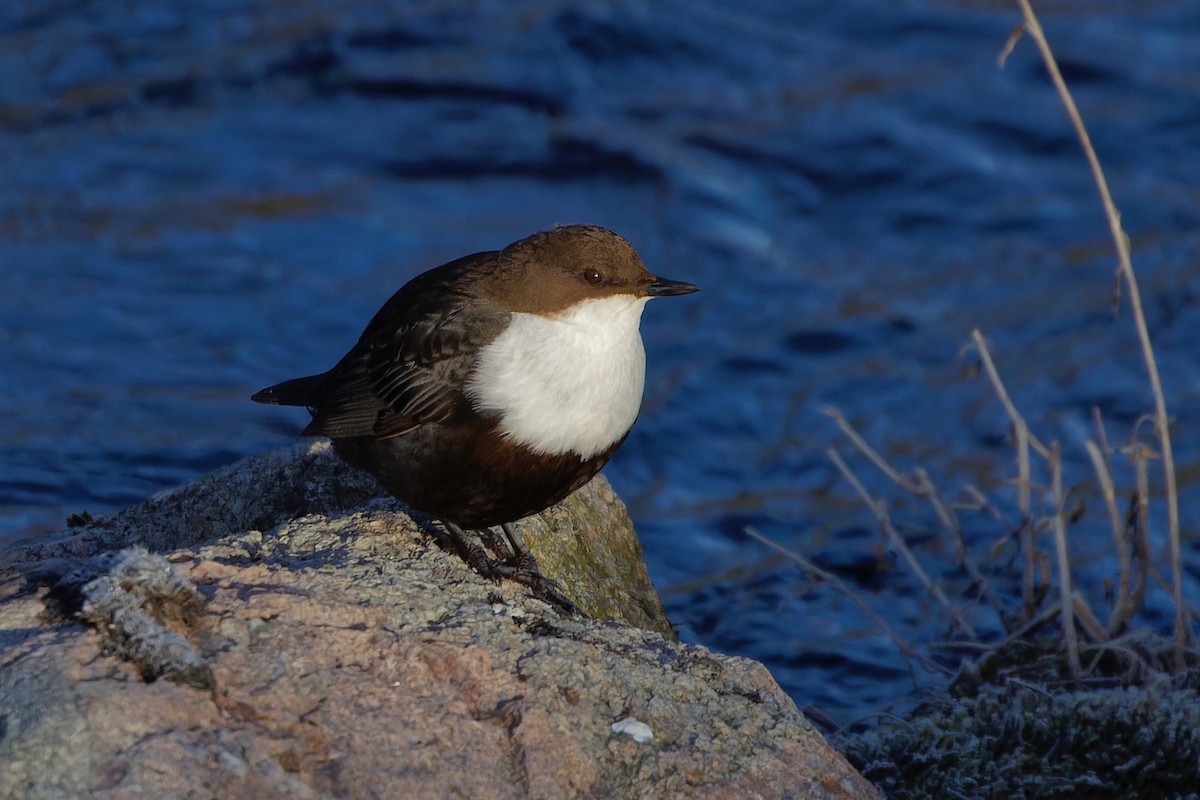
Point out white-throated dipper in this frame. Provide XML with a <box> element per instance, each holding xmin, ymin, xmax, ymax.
<box><xmin>252</xmin><ymin>224</ymin><xmax>697</xmax><ymax>608</ymax></box>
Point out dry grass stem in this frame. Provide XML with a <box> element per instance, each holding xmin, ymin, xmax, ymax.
<box><xmin>925</xmin><ymin>641</ymin><xmax>995</xmax><ymax>653</ymax></box>
<box><xmin>821</xmin><ymin>407</ymin><xmax>924</xmax><ymax>495</ymax></box>
<box><xmin>1019</xmin><ymin>518</ymin><xmax>1036</xmax><ymax>618</ymax></box>
<box><xmin>969</xmin><ymin>329</ymin><xmax>1051</xmax><ymax>461</ymax></box>
<box><xmin>946</xmin><ymin>604</ymin><xmax>1064</xmax><ymax>694</ymax></box>
<box><xmin>827</xmin><ymin>447</ymin><xmax>980</xmax><ymax>640</ymax></box>
<box><xmin>1009</xmin><ymin>0</ymin><xmax>1188</xmax><ymax>665</ymax></box>
<box><xmin>1092</xmin><ymin>406</ymin><xmax>1113</xmax><ymax>457</ymax></box>
<box><xmin>912</xmin><ymin>469</ymin><xmax>960</xmax><ymax>543</ymax></box>
<box><xmin>959</xmin><ymin>484</ymin><xmax>1014</xmax><ymax>528</ymax></box>
<box><xmin>1079</xmin><ymin>637</ymin><xmax>1155</xmax><ymax>683</ymax></box>
<box><xmin>821</xmin><ymin>407</ymin><xmax>995</xmax><ymax>602</ymax></box>
<box><xmin>1071</xmin><ymin>593</ymin><xmax>1107</xmax><ymax>645</ymax></box>
<box><xmin>913</xmin><ymin>468</ymin><xmax>1000</xmax><ymax>609</ymax></box>
<box><xmin>1084</xmin><ymin>439</ymin><xmax>1132</xmax><ymax>634</ymax></box>
<box><xmin>743</xmin><ymin>526</ymin><xmax>950</xmax><ymax>676</ymax></box>
<box><xmin>761</xmin><ymin>6</ymin><xmax>1195</xmax><ymax>729</ymax></box>
<box><xmin>1130</xmin><ymin>445</ymin><xmax>1151</xmax><ymax>615</ymax></box>
<box><xmin>1049</xmin><ymin>443</ymin><xmax>1081</xmax><ymax>678</ymax></box>
<box><xmin>971</xmin><ymin>330</ymin><xmax>1043</xmax><ymax>616</ymax></box>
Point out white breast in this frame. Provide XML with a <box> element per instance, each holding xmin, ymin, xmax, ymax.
<box><xmin>466</xmin><ymin>294</ymin><xmax>650</xmax><ymax>459</ymax></box>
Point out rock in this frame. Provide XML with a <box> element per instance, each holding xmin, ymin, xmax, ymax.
<box><xmin>2</xmin><ymin>441</ymin><xmax>672</xmax><ymax>637</ymax></box>
<box><xmin>0</xmin><ymin>445</ymin><xmax>880</xmax><ymax>799</ymax></box>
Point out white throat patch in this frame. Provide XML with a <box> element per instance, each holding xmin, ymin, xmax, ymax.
<box><xmin>466</xmin><ymin>294</ymin><xmax>650</xmax><ymax>459</ymax></box>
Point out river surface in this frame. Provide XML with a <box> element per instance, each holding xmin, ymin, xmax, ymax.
<box><xmin>3</xmin><ymin>0</ymin><xmax>1199</xmax><ymax>725</ymax></box>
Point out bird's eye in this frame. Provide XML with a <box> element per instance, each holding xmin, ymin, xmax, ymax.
<box><xmin>583</xmin><ymin>268</ymin><xmax>604</xmax><ymax>286</ymax></box>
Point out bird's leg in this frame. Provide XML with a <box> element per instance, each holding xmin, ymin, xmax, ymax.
<box><xmin>478</xmin><ymin>527</ymin><xmax>511</xmax><ymax>561</ymax></box>
<box><xmin>440</xmin><ymin>520</ymin><xmax>498</xmax><ymax>579</ymax></box>
<box><xmin>499</xmin><ymin>522</ymin><xmax>540</xmax><ymax>573</ymax></box>
<box><xmin>439</xmin><ymin>520</ymin><xmax>578</xmax><ymax>615</ymax></box>
<box><xmin>495</xmin><ymin>522</ymin><xmax>578</xmax><ymax>614</ymax></box>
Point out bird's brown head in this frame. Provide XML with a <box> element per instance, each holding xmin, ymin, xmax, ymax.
<box><xmin>488</xmin><ymin>225</ymin><xmax>697</xmax><ymax>316</ymax></box>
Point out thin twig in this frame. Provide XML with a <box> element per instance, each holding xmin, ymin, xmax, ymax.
<box><xmin>913</xmin><ymin>468</ymin><xmax>1000</xmax><ymax>610</ymax></box>
<box><xmin>1008</xmin><ymin>0</ymin><xmax>1189</xmax><ymax>665</ymax></box>
<box><xmin>970</xmin><ymin>329</ymin><xmax>1052</xmax><ymax>460</ymax></box>
<box><xmin>1130</xmin><ymin>442</ymin><xmax>1152</xmax><ymax>615</ymax></box>
<box><xmin>827</xmin><ymin>448</ymin><xmax>979</xmax><ymax>640</ymax></box>
<box><xmin>912</xmin><ymin>468</ymin><xmax>961</xmax><ymax>544</ymax></box>
<box><xmin>823</xmin><ymin>406</ymin><xmax>994</xmax><ymax>603</ymax></box>
<box><xmin>1092</xmin><ymin>406</ymin><xmax>1114</xmax><ymax>458</ymax></box>
<box><xmin>960</xmin><ymin>483</ymin><xmax>1015</xmax><ymax>527</ymax></box>
<box><xmin>1071</xmin><ymin>592</ymin><xmax>1107</xmax><ymax>644</ymax></box>
<box><xmin>970</xmin><ymin>329</ymin><xmax>1048</xmax><ymax>619</ymax></box>
<box><xmin>947</xmin><ymin>603</ymin><xmax>1063</xmax><ymax>694</ymax></box>
<box><xmin>1079</xmin><ymin>638</ymin><xmax>1153</xmax><ymax>684</ymax></box>
<box><xmin>1085</xmin><ymin>438</ymin><xmax>1132</xmax><ymax>634</ymax></box>
<box><xmin>744</xmin><ymin>526</ymin><xmax>951</xmax><ymax>676</ymax></box>
<box><xmin>1049</xmin><ymin>442</ymin><xmax>1080</xmax><ymax>679</ymax></box>
<box><xmin>822</xmin><ymin>407</ymin><xmax>922</xmax><ymax>493</ymax></box>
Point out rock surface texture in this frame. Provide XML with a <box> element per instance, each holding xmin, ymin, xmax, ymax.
<box><xmin>0</xmin><ymin>443</ymin><xmax>880</xmax><ymax>799</ymax></box>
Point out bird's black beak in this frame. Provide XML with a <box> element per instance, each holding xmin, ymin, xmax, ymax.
<box><xmin>645</xmin><ymin>276</ymin><xmax>699</xmax><ymax>297</ymax></box>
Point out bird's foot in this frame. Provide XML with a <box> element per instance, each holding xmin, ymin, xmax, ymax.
<box><xmin>487</xmin><ymin>562</ymin><xmax>580</xmax><ymax>616</ymax></box>
<box><xmin>440</xmin><ymin>521</ymin><xmax>579</xmax><ymax>615</ymax></box>
<box><xmin>511</xmin><ymin>549</ymin><xmax>540</xmax><ymax>575</ymax></box>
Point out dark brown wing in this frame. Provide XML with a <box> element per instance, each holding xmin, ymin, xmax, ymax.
<box><xmin>300</xmin><ymin>251</ymin><xmax>507</xmax><ymax>440</ymax></box>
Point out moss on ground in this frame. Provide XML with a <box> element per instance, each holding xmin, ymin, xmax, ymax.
<box><xmin>836</xmin><ymin>680</ymin><xmax>1200</xmax><ymax>799</ymax></box>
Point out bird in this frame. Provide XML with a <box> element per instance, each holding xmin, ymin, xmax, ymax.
<box><xmin>251</xmin><ymin>224</ymin><xmax>698</xmax><ymax>608</ymax></box>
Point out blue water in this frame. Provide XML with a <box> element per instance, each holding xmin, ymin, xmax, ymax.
<box><xmin>3</xmin><ymin>0</ymin><xmax>1199</xmax><ymax>725</ymax></box>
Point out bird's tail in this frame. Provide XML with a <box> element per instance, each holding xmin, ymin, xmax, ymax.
<box><xmin>250</xmin><ymin>373</ymin><xmax>328</xmax><ymax>407</ymax></box>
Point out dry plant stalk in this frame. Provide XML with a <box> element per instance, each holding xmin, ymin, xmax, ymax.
<box><xmin>1048</xmin><ymin>443</ymin><xmax>1080</xmax><ymax>678</ymax></box>
<box><xmin>1006</xmin><ymin>0</ymin><xmax>1189</xmax><ymax>665</ymax></box>
<box><xmin>1129</xmin><ymin>442</ymin><xmax>1152</xmax><ymax>614</ymax></box>
<box><xmin>826</xmin><ymin>446</ymin><xmax>979</xmax><ymax>641</ymax></box>
<box><xmin>752</xmin><ymin>3</ymin><xmax>1195</xmax><ymax>697</ymax></box>
<box><xmin>743</xmin><ymin>526</ymin><xmax>950</xmax><ymax>677</ymax></box>
<box><xmin>812</xmin><ymin>385</ymin><xmax>1181</xmax><ymax>689</ymax></box>
<box><xmin>821</xmin><ymin>406</ymin><xmax>993</xmax><ymax>599</ymax></box>
<box><xmin>1071</xmin><ymin>593</ymin><xmax>1107</xmax><ymax>645</ymax></box>
<box><xmin>1084</xmin><ymin>439</ymin><xmax>1133</xmax><ymax>634</ymax></box>
<box><xmin>971</xmin><ymin>334</ymin><xmax>1093</xmax><ymax>678</ymax></box>
<box><xmin>970</xmin><ymin>329</ymin><xmax>1047</xmax><ymax>617</ymax></box>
